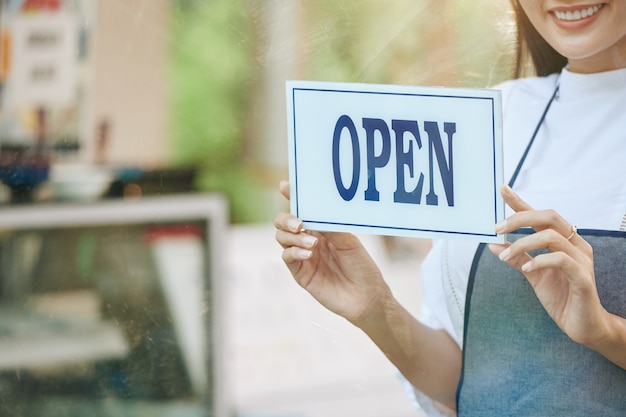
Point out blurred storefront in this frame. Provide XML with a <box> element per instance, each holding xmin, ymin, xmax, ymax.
<box><xmin>0</xmin><ymin>1</ymin><xmax>515</xmax><ymax>416</ymax></box>
<box><xmin>0</xmin><ymin>2</ymin><xmax>226</xmax><ymax>416</ymax></box>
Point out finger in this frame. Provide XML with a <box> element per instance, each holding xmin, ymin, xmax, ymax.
<box><xmin>274</xmin><ymin>212</ymin><xmax>303</xmax><ymax>233</ymax></box>
<box><xmin>488</xmin><ymin>242</ymin><xmax>532</xmax><ymax>270</ymax></box>
<box><xmin>499</xmin><ymin>186</ymin><xmax>581</xmax><ymax>244</ymax></box>
<box><xmin>519</xmin><ymin>253</ymin><xmax>596</xmax><ymax>304</ymax></box>
<box><xmin>498</xmin><ymin>228</ymin><xmax>588</xmax><ymax>266</ymax></box>
<box><xmin>519</xmin><ymin>251</ymin><xmax>587</xmax><ymax>283</ymax></box>
<box><xmin>279</xmin><ymin>180</ymin><xmax>290</xmax><ymax>200</ymax></box>
<box><xmin>487</xmin><ymin>242</ymin><xmax>510</xmax><ymax>258</ymax></box>
<box><xmin>281</xmin><ymin>245</ymin><xmax>313</xmax><ymax>264</ymax></box>
<box><xmin>496</xmin><ymin>208</ymin><xmax>574</xmax><ymax>238</ymax></box>
<box><xmin>275</xmin><ymin>228</ymin><xmax>318</xmax><ymax>251</ymax></box>
<box><xmin>501</xmin><ymin>184</ymin><xmax>533</xmax><ymax>212</ymax></box>
<box><xmin>498</xmin><ymin>185</ymin><xmax>552</xmax><ymax>234</ymax></box>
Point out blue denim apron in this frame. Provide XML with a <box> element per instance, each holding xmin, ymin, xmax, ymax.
<box><xmin>456</xmin><ymin>230</ymin><xmax>626</xmax><ymax>416</ymax></box>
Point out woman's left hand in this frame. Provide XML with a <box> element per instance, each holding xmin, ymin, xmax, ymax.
<box><xmin>488</xmin><ymin>185</ymin><xmax>607</xmax><ymax>348</ymax></box>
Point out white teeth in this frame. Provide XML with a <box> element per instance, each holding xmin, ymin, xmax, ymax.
<box><xmin>554</xmin><ymin>4</ymin><xmax>602</xmax><ymax>21</ymax></box>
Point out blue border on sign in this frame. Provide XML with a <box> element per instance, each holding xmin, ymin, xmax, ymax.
<box><xmin>301</xmin><ymin>220</ymin><xmax>498</xmax><ymax>238</ymax></box>
<box><xmin>291</xmin><ymin>86</ymin><xmax>500</xmax><ymax>239</ymax></box>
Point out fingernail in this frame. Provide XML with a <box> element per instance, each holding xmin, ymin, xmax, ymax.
<box><xmin>495</xmin><ymin>220</ymin><xmax>507</xmax><ymax>233</ymax></box>
<box><xmin>297</xmin><ymin>249</ymin><xmax>312</xmax><ymax>259</ymax></box>
<box><xmin>521</xmin><ymin>261</ymin><xmax>531</xmax><ymax>272</ymax></box>
<box><xmin>503</xmin><ymin>184</ymin><xmax>518</xmax><ymax>198</ymax></box>
<box><xmin>499</xmin><ymin>248</ymin><xmax>510</xmax><ymax>261</ymax></box>
<box><xmin>302</xmin><ymin>235</ymin><xmax>318</xmax><ymax>248</ymax></box>
<box><xmin>288</xmin><ymin>218</ymin><xmax>301</xmax><ymax>232</ymax></box>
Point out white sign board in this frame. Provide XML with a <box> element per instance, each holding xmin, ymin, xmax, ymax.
<box><xmin>10</xmin><ymin>13</ymin><xmax>77</xmax><ymax>107</ymax></box>
<box><xmin>286</xmin><ymin>80</ymin><xmax>505</xmax><ymax>243</ymax></box>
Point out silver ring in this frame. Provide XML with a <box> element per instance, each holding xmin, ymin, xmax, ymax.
<box><xmin>566</xmin><ymin>225</ymin><xmax>577</xmax><ymax>241</ymax></box>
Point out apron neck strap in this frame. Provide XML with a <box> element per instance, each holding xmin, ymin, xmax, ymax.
<box><xmin>508</xmin><ymin>81</ymin><xmax>560</xmax><ymax>188</ymax></box>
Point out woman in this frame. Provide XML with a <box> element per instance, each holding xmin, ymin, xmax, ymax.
<box><xmin>274</xmin><ymin>1</ymin><xmax>626</xmax><ymax>415</ymax></box>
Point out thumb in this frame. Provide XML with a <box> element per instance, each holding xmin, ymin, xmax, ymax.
<box><xmin>279</xmin><ymin>180</ymin><xmax>290</xmax><ymax>200</ymax></box>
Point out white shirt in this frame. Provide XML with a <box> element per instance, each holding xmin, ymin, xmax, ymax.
<box><xmin>408</xmin><ymin>67</ymin><xmax>626</xmax><ymax>416</ymax></box>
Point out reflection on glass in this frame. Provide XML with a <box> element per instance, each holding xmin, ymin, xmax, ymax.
<box><xmin>0</xmin><ymin>0</ymin><xmax>519</xmax><ymax>415</ymax></box>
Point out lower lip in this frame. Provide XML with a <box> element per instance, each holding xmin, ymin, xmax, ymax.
<box><xmin>550</xmin><ymin>5</ymin><xmax>604</xmax><ymax>30</ymax></box>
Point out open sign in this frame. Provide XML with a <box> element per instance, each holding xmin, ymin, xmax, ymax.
<box><xmin>286</xmin><ymin>80</ymin><xmax>504</xmax><ymax>243</ymax></box>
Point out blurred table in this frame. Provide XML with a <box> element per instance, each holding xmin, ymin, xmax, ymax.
<box><xmin>0</xmin><ymin>195</ymin><xmax>229</xmax><ymax>417</ymax></box>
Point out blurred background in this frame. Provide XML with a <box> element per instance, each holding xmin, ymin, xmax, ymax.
<box><xmin>0</xmin><ymin>0</ymin><xmax>515</xmax><ymax>416</ymax></box>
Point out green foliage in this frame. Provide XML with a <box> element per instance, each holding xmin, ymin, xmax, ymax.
<box><xmin>195</xmin><ymin>165</ymin><xmax>269</xmax><ymax>224</ymax></box>
<box><xmin>169</xmin><ymin>0</ymin><xmax>263</xmax><ymax>222</ymax></box>
<box><xmin>169</xmin><ymin>0</ymin><xmax>254</xmax><ymax>171</ymax></box>
<box><xmin>166</xmin><ymin>0</ymin><xmax>514</xmax><ymax>223</ymax></box>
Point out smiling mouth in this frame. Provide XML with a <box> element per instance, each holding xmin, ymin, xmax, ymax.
<box><xmin>552</xmin><ymin>4</ymin><xmax>604</xmax><ymax>21</ymax></box>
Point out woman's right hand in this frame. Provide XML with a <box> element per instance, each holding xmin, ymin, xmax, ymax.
<box><xmin>274</xmin><ymin>180</ymin><xmax>391</xmax><ymax>326</ymax></box>
<box><xmin>275</xmin><ymin>181</ymin><xmax>462</xmax><ymax>408</ymax></box>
